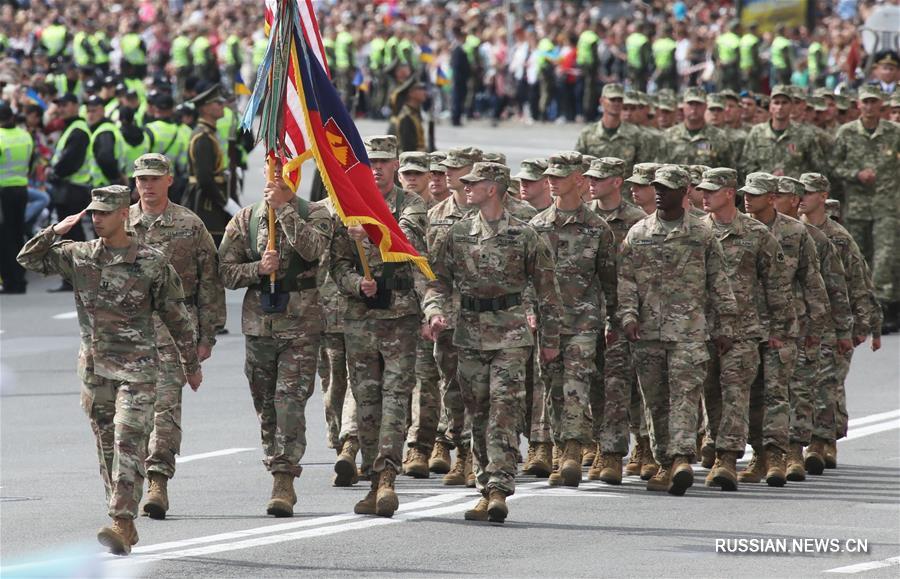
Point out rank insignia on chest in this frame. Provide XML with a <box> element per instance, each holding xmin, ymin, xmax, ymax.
<box><xmin>695</xmin><ymin>141</ymin><xmax>711</xmax><ymax>150</ymax></box>
<box><xmin>633</xmin><ymin>239</ymin><xmax>655</xmax><ymax>246</ymax></box>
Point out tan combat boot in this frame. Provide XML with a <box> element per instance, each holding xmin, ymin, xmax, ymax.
<box><xmin>646</xmin><ymin>464</ymin><xmax>671</xmax><ymax>492</ymax></box>
<box><xmin>639</xmin><ymin>438</ymin><xmax>659</xmax><ymax>481</ymax></box>
<box><xmin>464</xmin><ymin>493</ymin><xmax>490</xmax><ymax>521</ymax></box>
<box><xmin>442</xmin><ymin>445</ymin><xmax>469</xmax><ymax>486</ymax></box>
<box><xmin>764</xmin><ymin>445</ymin><xmax>787</xmax><ymax>487</ymax></box>
<box><xmin>705</xmin><ymin>457</ymin><xmax>720</xmax><ymax>487</ymax></box>
<box><xmin>559</xmin><ymin>440</ymin><xmax>583</xmax><ymax>487</ymax></box>
<box><xmin>429</xmin><ymin>441</ymin><xmax>452</xmax><ymax>474</ymax></box>
<box><xmin>598</xmin><ymin>453</ymin><xmax>623</xmax><ymax>485</ymax></box>
<box><xmin>530</xmin><ymin>442</ymin><xmax>552</xmax><ymax>478</ymax></box>
<box><xmin>804</xmin><ymin>437</ymin><xmax>827</xmax><ymax>475</ymax></box>
<box><xmin>582</xmin><ymin>444</ymin><xmax>597</xmax><ymax>467</ymax></box>
<box><xmin>402</xmin><ymin>446</ymin><xmax>430</xmax><ymax>479</ymax></box>
<box><xmin>266</xmin><ymin>472</ymin><xmax>297</xmax><ymax>517</ymax></box>
<box><xmin>143</xmin><ymin>472</ymin><xmax>169</xmax><ymax>520</ymax></box>
<box><xmin>522</xmin><ymin>442</ymin><xmax>537</xmax><ymax>474</ymax></box>
<box><xmin>465</xmin><ymin>451</ymin><xmax>476</xmax><ymax>488</ymax></box>
<box><xmin>711</xmin><ymin>451</ymin><xmax>739</xmax><ymax>491</ymax></box>
<box><xmin>375</xmin><ymin>469</ymin><xmax>399</xmax><ymax>517</ymax></box>
<box><xmin>700</xmin><ymin>440</ymin><xmax>716</xmax><ymax>470</ymax></box>
<box><xmin>487</xmin><ymin>489</ymin><xmax>508</xmax><ymax>523</ymax></box>
<box><xmin>824</xmin><ymin>441</ymin><xmax>837</xmax><ymax>469</ymax></box>
<box><xmin>333</xmin><ymin>437</ymin><xmax>360</xmax><ymax>487</ymax></box>
<box><xmin>669</xmin><ymin>455</ymin><xmax>694</xmax><ymax>496</ymax></box>
<box><xmin>353</xmin><ymin>478</ymin><xmax>378</xmax><ymax>515</ymax></box>
<box><xmin>97</xmin><ymin>517</ymin><xmax>137</xmax><ymax>556</ymax></box>
<box><xmin>624</xmin><ymin>438</ymin><xmax>643</xmax><ymax>477</ymax></box>
<box><xmin>737</xmin><ymin>447</ymin><xmax>766</xmax><ymax>483</ymax></box>
<box><xmin>786</xmin><ymin>443</ymin><xmax>806</xmax><ymax>481</ymax></box>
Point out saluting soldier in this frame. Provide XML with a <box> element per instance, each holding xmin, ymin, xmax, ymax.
<box><xmin>184</xmin><ymin>84</ymin><xmax>230</xmax><ymax>246</ymax></box>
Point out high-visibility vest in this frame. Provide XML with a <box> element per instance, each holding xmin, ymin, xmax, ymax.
<box><xmin>122</xmin><ymin>130</ymin><xmax>152</xmax><ymax>178</ymax></box>
<box><xmin>716</xmin><ymin>32</ymin><xmax>740</xmax><ymax>65</ymax></box>
<box><xmin>191</xmin><ymin>36</ymin><xmax>211</xmax><ymax>66</ymax></box>
<box><xmin>52</xmin><ymin>119</ymin><xmax>92</xmax><ymax>186</ymax></box>
<box><xmin>0</xmin><ymin>126</ymin><xmax>34</xmax><ymax>187</ymax></box>
<box><xmin>252</xmin><ymin>36</ymin><xmax>267</xmax><ymax>69</ymax></box>
<box><xmin>652</xmin><ymin>37</ymin><xmax>677</xmax><ymax>70</ymax></box>
<box><xmin>124</xmin><ymin>77</ymin><xmax>147</xmax><ymax>102</ymax></box>
<box><xmin>89</xmin><ymin>120</ymin><xmax>124</xmax><ymax>187</ymax></box>
<box><xmin>0</xmin><ymin>33</ymin><xmax>8</xmax><ymax>55</ymax></box>
<box><xmin>50</xmin><ymin>74</ymin><xmax>81</xmax><ymax>100</ymax></box>
<box><xmin>171</xmin><ymin>34</ymin><xmax>192</xmax><ymax>68</ymax></box>
<box><xmin>740</xmin><ymin>33</ymin><xmax>759</xmax><ymax>71</ymax></box>
<box><xmin>175</xmin><ymin>124</ymin><xmax>192</xmax><ymax>173</ymax></box>
<box><xmin>73</xmin><ymin>31</ymin><xmax>92</xmax><ymax>67</ymax></box>
<box><xmin>146</xmin><ymin>119</ymin><xmax>183</xmax><ymax>162</ymax></box>
<box><xmin>41</xmin><ymin>24</ymin><xmax>67</xmax><ymax>57</ymax></box>
<box><xmin>625</xmin><ymin>32</ymin><xmax>648</xmax><ymax>69</ymax></box>
<box><xmin>384</xmin><ymin>36</ymin><xmax>398</xmax><ymax>65</ymax></box>
<box><xmin>808</xmin><ymin>41</ymin><xmax>825</xmax><ymax>78</ymax></box>
<box><xmin>91</xmin><ymin>32</ymin><xmax>110</xmax><ymax>65</ymax></box>
<box><xmin>222</xmin><ymin>34</ymin><xmax>241</xmax><ymax>66</ymax></box>
<box><xmin>536</xmin><ymin>38</ymin><xmax>555</xmax><ymax>70</ymax></box>
<box><xmin>397</xmin><ymin>38</ymin><xmax>414</xmax><ymax>65</ymax></box>
<box><xmin>335</xmin><ymin>30</ymin><xmax>353</xmax><ymax>70</ymax></box>
<box><xmin>369</xmin><ymin>37</ymin><xmax>386</xmax><ymax>70</ymax></box>
<box><xmin>216</xmin><ymin>107</ymin><xmax>235</xmax><ymax>153</ymax></box>
<box><xmin>121</xmin><ymin>33</ymin><xmax>146</xmax><ymax>65</ymax></box>
<box><xmin>576</xmin><ymin>30</ymin><xmax>599</xmax><ymax>66</ymax></box>
<box><xmin>771</xmin><ymin>36</ymin><xmax>791</xmax><ymax>70</ymax></box>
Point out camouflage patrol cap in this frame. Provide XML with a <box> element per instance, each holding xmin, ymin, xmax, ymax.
<box><xmin>133</xmin><ymin>153</ymin><xmax>171</xmax><ymax>177</ymax></box>
<box><xmin>825</xmin><ymin>199</ymin><xmax>841</xmax><ymax>218</ymax></box>
<box><xmin>657</xmin><ymin>88</ymin><xmax>677</xmax><ymax>100</ymax></box>
<box><xmin>584</xmin><ymin>157</ymin><xmax>626</xmax><ymax>179</ymax></box>
<box><xmin>770</xmin><ymin>85</ymin><xmax>792</xmax><ymax>99</ymax></box>
<box><xmin>688</xmin><ymin>164</ymin><xmax>711</xmax><ymax>186</ymax></box>
<box><xmin>891</xmin><ymin>93</ymin><xmax>900</xmax><ymax>108</ymax></box>
<box><xmin>638</xmin><ymin>92</ymin><xmax>653</xmax><ymax>107</ymax></box>
<box><xmin>739</xmin><ymin>172</ymin><xmax>778</xmax><ymax>196</ymax></box>
<box><xmin>514</xmin><ymin>158</ymin><xmax>549</xmax><ymax>181</ymax></box>
<box><xmin>364</xmin><ymin>135</ymin><xmax>398</xmax><ymax>160</ymax></box>
<box><xmin>482</xmin><ymin>151</ymin><xmax>507</xmax><ymax>165</ymax></box>
<box><xmin>720</xmin><ymin>89</ymin><xmax>740</xmax><ymax>102</ymax></box>
<box><xmin>460</xmin><ymin>161</ymin><xmax>510</xmax><ymax>187</ymax></box>
<box><xmin>697</xmin><ymin>167</ymin><xmax>738</xmax><ymax>191</ymax></box>
<box><xmin>799</xmin><ymin>172</ymin><xmax>830</xmax><ymax>193</ymax></box>
<box><xmin>440</xmin><ymin>146</ymin><xmax>483</xmax><ymax>168</ymax></box>
<box><xmin>399</xmin><ymin>151</ymin><xmax>431</xmax><ymax>173</ymax></box>
<box><xmin>656</xmin><ymin>93</ymin><xmax>676</xmax><ymax>111</ymax></box>
<box><xmin>787</xmin><ymin>85</ymin><xmax>806</xmax><ymax>102</ymax></box>
<box><xmin>602</xmin><ymin>83</ymin><xmax>625</xmax><ymax>99</ymax></box>
<box><xmin>429</xmin><ymin>151</ymin><xmax>447</xmax><ymax>173</ymax></box>
<box><xmin>624</xmin><ymin>90</ymin><xmax>642</xmax><ymax>105</ymax></box>
<box><xmin>651</xmin><ymin>164</ymin><xmax>690</xmax><ymax>189</ymax></box>
<box><xmin>858</xmin><ymin>84</ymin><xmax>885</xmax><ymax>102</ymax></box>
<box><xmin>808</xmin><ymin>96</ymin><xmax>827</xmax><ymax>112</ymax></box>
<box><xmin>835</xmin><ymin>94</ymin><xmax>850</xmax><ymax>111</ymax></box>
<box><xmin>706</xmin><ymin>93</ymin><xmax>725</xmax><ymax>110</ymax></box>
<box><xmin>625</xmin><ymin>162</ymin><xmax>661</xmax><ymax>185</ymax></box>
<box><xmin>776</xmin><ymin>176</ymin><xmax>804</xmax><ymax>196</ymax></box>
<box><xmin>507</xmin><ymin>177</ymin><xmax>520</xmax><ymax>196</ymax></box>
<box><xmin>543</xmin><ymin>151</ymin><xmax>584</xmax><ymax>177</ymax></box>
<box><xmin>682</xmin><ymin>87</ymin><xmax>707</xmax><ymax>104</ymax></box>
<box><xmin>86</xmin><ymin>185</ymin><xmax>132</xmax><ymax>212</ymax></box>
<box><xmin>813</xmin><ymin>87</ymin><xmax>835</xmax><ymax>101</ymax></box>
<box><xmin>580</xmin><ymin>154</ymin><xmax>597</xmax><ymax>173</ymax></box>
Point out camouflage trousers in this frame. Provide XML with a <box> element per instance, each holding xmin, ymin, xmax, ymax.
<box><xmin>811</xmin><ymin>344</ymin><xmax>840</xmax><ymax>443</ymax></box>
<box><xmin>407</xmin><ymin>333</ymin><xmax>440</xmax><ymax>452</ymax></box>
<box><xmin>344</xmin><ymin>315</ymin><xmax>418</xmax><ymax>475</ymax></box>
<box><xmin>632</xmin><ymin>341</ymin><xmax>709</xmax><ymax>464</ymax></box>
<box><xmin>748</xmin><ymin>341</ymin><xmax>798</xmax><ymax>452</ymax></box>
<box><xmin>701</xmin><ymin>340</ymin><xmax>760</xmax><ymax>455</ymax></box>
<box><xmin>591</xmin><ymin>336</ymin><xmax>637</xmax><ymax>455</ymax></box>
<box><xmin>789</xmin><ymin>340</ymin><xmax>822</xmax><ymax>445</ymax></box>
<box><xmin>846</xmin><ymin>216</ymin><xmax>898</xmax><ymax>302</ymax></box>
<box><xmin>457</xmin><ymin>346</ymin><xmax>530</xmax><ymax>496</ymax></box>
<box><xmin>81</xmin><ymin>378</ymin><xmax>155</xmax><ymax>519</ymax></box>
<box><xmin>544</xmin><ymin>333</ymin><xmax>596</xmax><ymax>446</ymax></box>
<box><xmin>434</xmin><ymin>329</ymin><xmax>472</xmax><ymax>449</ymax></box>
<box><xmin>319</xmin><ymin>332</ymin><xmax>357</xmax><ymax>450</ymax></box>
<box><xmin>245</xmin><ymin>334</ymin><xmax>319</xmax><ymax>476</ymax></box>
<box><xmin>524</xmin><ymin>348</ymin><xmax>551</xmax><ymax>443</ymax></box>
<box><xmin>833</xmin><ymin>348</ymin><xmax>853</xmax><ymax>439</ymax></box>
<box><xmin>145</xmin><ymin>345</ymin><xmax>186</xmax><ymax>479</ymax></box>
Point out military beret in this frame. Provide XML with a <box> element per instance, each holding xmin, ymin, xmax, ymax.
<box><xmin>584</xmin><ymin>157</ymin><xmax>626</xmax><ymax>179</ymax></box>
<box><xmin>459</xmin><ymin>161</ymin><xmax>510</xmax><ymax>187</ymax></box>
<box><xmin>543</xmin><ymin>151</ymin><xmax>584</xmax><ymax>178</ymax></box>
<box><xmin>514</xmin><ymin>158</ymin><xmax>549</xmax><ymax>181</ymax></box>
<box><xmin>740</xmin><ymin>172</ymin><xmax>778</xmax><ymax>196</ymax></box>
<box><xmin>133</xmin><ymin>153</ymin><xmax>171</xmax><ymax>177</ymax></box>
<box><xmin>399</xmin><ymin>151</ymin><xmax>431</xmax><ymax>172</ymax></box>
<box><xmin>364</xmin><ymin>135</ymin><xmax>399</xmax><ymax>160</ymax></box>
<box><xmin>85</xmin><ymin>185</ymin><xmax>131</xmax><ymax>212</ymax></box>
<box><xmin>651</xmin><ymin>164</ymin><xmax>690</xmax><ymax>189</ymax></box>
<box><xmin>776</xmin><ymin>176</ymin><xmax>804</xmax><ymax>196</ymax></box>
<box><xmin>697</xmin><ymin>167</ymin><xmax>737</xmax><ymax>191</ymax></box>
<box><xmin>625</xmin><ymin>163</ymin><xmax>661</xmax><ymax>186</ymax></box>
<box><xmin>799</xmin><ymin>172</ymin><xmax>830</xmax><ymax>193</ymax></box>
<box><xmin>440</xmin><ymin>146</ymin><xmax>483</xmax><ymax>168</ymax></box>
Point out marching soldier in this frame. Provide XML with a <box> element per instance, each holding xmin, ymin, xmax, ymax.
<box><xmin>664</xmin><ymin>88</ymin><xmax>734</xmax><ymax>168</ymax></box>
<box><xmin>575</xmin><ymin>83</ymin><xmax>648</xmax><ymax>176</ymax></box>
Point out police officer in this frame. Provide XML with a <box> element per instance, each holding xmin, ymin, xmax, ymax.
<box><xmin>85</xmin><ymin>95</ymin><xmax>124</xmax><ymax>189</ymax></box>
<box><xmin>47</xmin><ymin>93</ymin><xmax>92</xmax><ymax>257</ymax></box>
<box><xmin>0</xmin><ymin>102</ymin><xmax>35</xmax><ymax>294</ymax></box>
<box><xmin>184</xmin><ymin>84</ymin><xmax>230</xmax><ymax>246</ymax></box>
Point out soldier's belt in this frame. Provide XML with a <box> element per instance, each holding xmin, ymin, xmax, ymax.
<box><xmin>250</xmin><ymin>277</ymin><xmax>317</xmax><ymax>293</ymax></box>
<box><xmin>460</xmin><ymin>293</ymin><xmax>522</xmax><ymax>313</ymax></box>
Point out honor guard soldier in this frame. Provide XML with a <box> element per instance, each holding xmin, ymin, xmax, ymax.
<box><xmin>185</xmin><ymin>84</ymin><xmax>230</xmax><ymax>246</ymax></box>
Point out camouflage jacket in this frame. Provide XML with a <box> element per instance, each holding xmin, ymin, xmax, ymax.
<box><xmin>740</xmin><ymin>122</ymin><xmax>826</xmax><ymax>178</ymax></box>
<box><xmin>330</xmin><ymin>186</ymin><xmax>428</xmax><ymax>320</ymax></box>
<box><xmin>504</xmin><ymin>193</ymin><xmax>538</xmax><ymax>221</ymax></box>
<box><xmin>529</xmin><ymin>203</ymin><xmax>617</xmax><ymax>333</ymax></box>
<box><xmin>618</xmin><ymin>211</ymin><xmax>738</xmax><ymax>342</ymax></box>
<box><xmin>575</xmin><ymin>121</ymin><xmax>648</xmax><ymax>176</ymax></box>
<box><xmin>803</xmin><ymin>221</ymin><xmax>853</xmax><ymax>342</ymax></box>
<box><xmin>588</xmin><ymin>200</ymin><xmax>647</xmax><ymax>247</ymax></box>
<box><xmin>17</xmin><ymin>228</ymin><xmax>199</xmax><ymax>383</ymax></box>
<box><xmin>831</xmin><ymin>119</ymin><xmax>900</xmax><ymax>221</ymax></box>
<box><xmin>761</xmin><ymin>213</ymin><xmax>829</xmax><ymax>339</ymax></box>
<box><xmin>128</xmin><ymin>201</ymin><xmax>225</xmax><ymax>349</ymax></box>
<box><xmin>426</xmin><ymin>194</ymin><xmax>470</xmax><ymax>329</ymax></box>
<box><xmin>663</xmin><ymin>123</ymin><xmax>734</xmax><ymax>168</ymax></box>
<box><xmin>424</xmin><ymin>210</ymin><xmax>563</xmax><ymax>351</ymax></box>
<box><xmin>218</xmin><ymin>197</ymin><xmax>332</xmax><ymax>338</ymax></box>
<box><xmin>701</xmin><ymin>212</ymin><xmax>796</xmax><ymax>341</ymax></box>
<box><xmin>318</xmin><ymin>198</ymin><xmax>345</xmax><ymax>333</ymax></box>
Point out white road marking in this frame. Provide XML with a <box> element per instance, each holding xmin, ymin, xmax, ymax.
<box><xmin>52</xmin><ymin>311</ymin><xmax>78</xmax><ymax>320</ymax></box>
<box><xmin>176</xmin><ymin>448</ymin><xmax>256</xmax><ymax>464</ymax></box>
<box><xmin>842</xmin><ymin>419</ymin><xmax>900</xmax><ymax>442</ymax></box>
<box><xmin>824</xmin><ymin>555</ymin><xmax>900</xmax><ymax>574</ymax></box>
<box><xmin>847</xmin><ymin>408</ymin><xmax>900</xmax><ymax>428</ymax></box>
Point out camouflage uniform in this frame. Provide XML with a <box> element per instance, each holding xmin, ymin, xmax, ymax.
<box><xmin>617</xmin><ymin>166</ymin><xmax>738</xmax><ymax>466</ymax></box>
<box><xmin>831</xmin><ymin>86</ymin><xmax>900</xmax><ymax>305</ymax></box>
<box><xmin>575</xmin><ymin>84</ymin><xmax>649</xmax><ymax>176</ymax></box>
<box><xmin>424</xmin><ymin>162</ymin><xmax>563</xmax><ymax>497</ymax></box>
<box><xmin>17</xmin><ymin>186</ymin><xmax>199</xmax><ymax>520</ymax></box>
<box><xmin>330</xmin><ymin>138</ymin><xmax>429</xmax><ymax>478</ymax></box>
<box><xmin>663</xmin><ymin>89</ymin><xmax>734</xmax><ymax>168</ymax></box>
<box><xmin>219</xmin><ymin>192</ymin><xmax>332</xmax><ymax>477</ymax></box>
<box><xmin>529</xmin><ymin>153</ymin><xmax>617</xmax><ymax>449</ymax></box>
<box><xmin>585</xmin><ymin>158</ymin><xmax>648</xmax><ymax>455</ymax></box>
<box><xmin>126</xmin><ymin>154</ymin><xmax>226</xmax><ymax>481</ymax></box>
<box><xmin>698</xmin><ymin>169</ymin><xmax>795</xmax><ymax>455</ymax></box>
<box><xmin>625</xmin><ymin>91</ymin><xmax>664</xmax><ymax>163</ymax></box>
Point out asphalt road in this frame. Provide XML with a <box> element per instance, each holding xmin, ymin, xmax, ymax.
<box><xmin>1</xmin><ymin>120</ymin><xmax>899</xmax><ymax>578</ymax></box>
